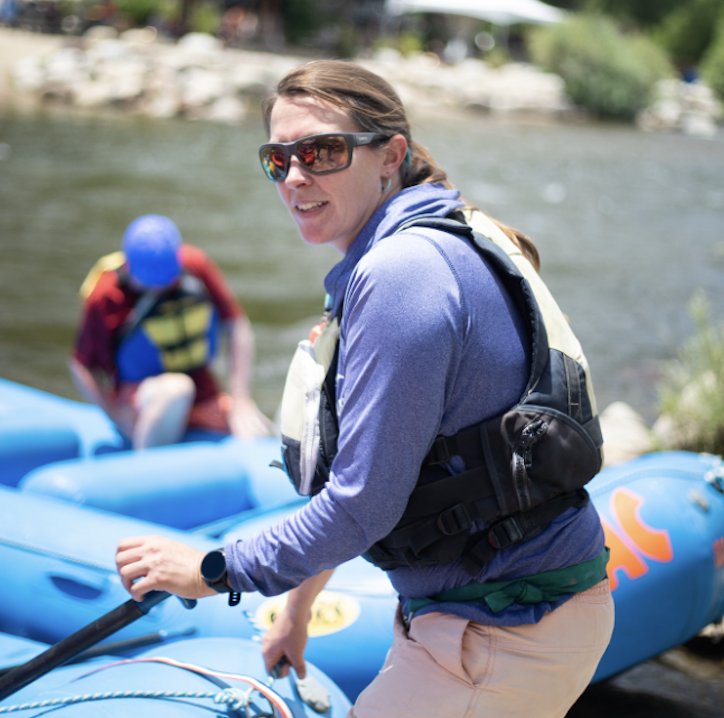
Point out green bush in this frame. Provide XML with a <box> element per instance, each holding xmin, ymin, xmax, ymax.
<box><xmin>528</xmin><ymin>13</ymin><xmax>673</xmax><ymax>120</ymax></box>
<box><xmin>116</xmin><ymin>0</ymin><xmax>162</xmax><ymax>26</ymax></box>
<box><xmin>701</xmin><ymin>15</ymin><xmax>724</xmax><ymax>103</ymax></box>
<box><xmin>373</xmin><ymin>31</ymin><xmax>424</xmax><ymax>57</ymax></box>
<box><xmin>656</xmin><ymin>293</ymin><xmax>724</xmax><ymax>456</ymax></box>
<box><xmin>190</xmin><ymin>1</ymin><xmax>221</xmax><ymax>35</ymax></box>
<box><xmin>653</xmin><ymin>0</ymin><xmax>723</xmax><ymax>66</ymax></box>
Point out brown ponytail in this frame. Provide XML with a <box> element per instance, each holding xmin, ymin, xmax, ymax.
<box><xmin>487</xmin><ymin>217</ymin><xmax>540</xmax><ymax>272</ymax></box>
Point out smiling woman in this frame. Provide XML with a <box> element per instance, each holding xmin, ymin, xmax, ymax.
<box><xmin>114</xmin><ymin>59</ymin><xmax>615</xmax><ymax>718</ymax></box>
<box><xmin>260</xmin><ymin>94</ymin><xmax>407</xmax><ymax>252</ymax></box>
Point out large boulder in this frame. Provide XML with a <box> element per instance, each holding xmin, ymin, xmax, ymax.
<box><xmin>599</xmin><ymin>401</ymin><xmax>654</xmax><ymax>467</ymax></box>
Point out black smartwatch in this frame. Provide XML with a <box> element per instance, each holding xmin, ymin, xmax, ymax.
<box><xmin>201</xmin><ymin>549</ymin><xmax>240</xmax><ymax>606</ymax></box>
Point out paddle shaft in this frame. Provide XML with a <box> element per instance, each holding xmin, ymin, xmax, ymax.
<box><xmin>0</xmin><ymin>626</ymin><xmax>197</xmax><ymax>679</ymax></box>
<box><xmin>0</xmin><ymin>590</ymin><xmax>171</xmax><ymax>702</ymax></box>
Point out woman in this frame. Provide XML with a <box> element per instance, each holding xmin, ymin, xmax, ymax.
<box><xmin>116</xmin><ymin>60</ymin><xmax>614</xmax><ymax>717</ymax></box>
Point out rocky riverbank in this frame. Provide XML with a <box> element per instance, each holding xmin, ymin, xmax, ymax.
<box><xmin>3</xmin><ymin>27</ymin><xmax>574</xmax><ymax>123</ymax></box>
<box><xmin>2</xmin><ymin>26</ymin><xmax>721</xmax><ymax>135</ymax></box>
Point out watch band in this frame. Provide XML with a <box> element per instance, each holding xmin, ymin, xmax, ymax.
<box><xmin>201</xmin><ymin>548</ymin><xmax>241</xmax><ymax>607</ymax></box>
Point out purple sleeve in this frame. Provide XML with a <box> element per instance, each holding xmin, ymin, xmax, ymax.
<box><xmin>224</xmin><ymin>234</ymin><xmax>466</xmax><ymax>595</ymax></box>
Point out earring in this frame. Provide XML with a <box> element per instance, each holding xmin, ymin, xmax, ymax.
<box><xmin>381</xmin><ymin>177</ymin><xmax>392</xmax><ymax>192</ymax></box>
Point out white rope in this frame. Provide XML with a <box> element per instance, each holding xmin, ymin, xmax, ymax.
<box><xmin>0</xmin><ymin>677</ymin><xmax>290</xmax><ymax>716</ymax></box>
<box><xmin>0</xmin><ymin>689</ymin><xmax>218</xmax><ymax>713</ymax></box>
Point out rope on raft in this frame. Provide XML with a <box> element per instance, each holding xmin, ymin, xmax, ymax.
<box><xmin>0</xmin><ymin>656</ymin><xmax>295</xmax><ymax>718</ymax></box>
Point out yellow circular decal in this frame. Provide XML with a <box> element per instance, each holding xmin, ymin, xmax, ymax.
<box><xmin>255</xmin><ymin>590</ymin><xmax>361</xmax><ymax>637</ymax></box>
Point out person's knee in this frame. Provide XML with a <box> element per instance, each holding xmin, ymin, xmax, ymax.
<box><xmin>138</xmin><ymin>373</ymin><xmax>195</xmax><ymax>408</ymax></box>
<box><xmin>159</xmin><ymin>373</ymin><xmax>196</xmax><ymax>403</ymax></box>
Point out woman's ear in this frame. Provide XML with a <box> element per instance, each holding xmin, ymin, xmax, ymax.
<box><xmin>381</xmin><ymin>134</ymin><xmax>408</xmax><ymax>177</ymax></box>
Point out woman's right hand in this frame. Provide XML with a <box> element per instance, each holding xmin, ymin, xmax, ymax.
<box><xmin>116</xmin><ymin>535</ymin><xmax>217</xmax><ymax>602</ymax></box>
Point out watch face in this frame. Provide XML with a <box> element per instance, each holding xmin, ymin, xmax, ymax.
<box><xmin>202</xmin><ymin>550</ymin><xmax>226</xmax><ymax>582</ymax></box>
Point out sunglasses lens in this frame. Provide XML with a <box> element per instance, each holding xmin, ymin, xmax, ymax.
<box><xmin>260</xmin><ymin>147</ymin><xmax>287</xmax><ymax>182</ymax></box>
<box><xmin>259</xmin><ymin>135</ymin><xmax>352</xmax><ymax>182</ymax></box>
<box><xmin>298</xmin><ymin>135</ymin><xmax>349</xmax><ymax>174</ymax></box>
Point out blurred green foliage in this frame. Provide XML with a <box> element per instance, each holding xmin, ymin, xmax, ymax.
<box><xmin>657</xmin><ymin>293</ymin><xmax>724</xmax><ymax>457</ymax></box>
<box><xmin>545</xmin><ymin>0</ymin><xmax>696</xmax><ymax>29</ymax></box>
<box><xmin>485</xmin><ymin>47</ymin><xmax>510</xmax><ymax>69</ymax></box>
<box><xmin>335</xmin><ymin>25</ymin><xmax>361</xmax><ymax>58</ymax></box>
<box><xmin>652</xmin><ymin>0</ymin><xmax>724</xmax><ymax>66</ymax></box>
<box><xmin>528</xmin><ymin>14</ymin><xmax>673</xmax><ymax>120</ymax></box>
<box><xmin>116</xmin><ymin>0</ymin><xmax>160</xmax><ymax>27</ymax></box>
<box><xmin>701</xmin><ymin>15</ymin><xmax>724</xmax><ymax>102</ymax></box>
<box><xmin>282</xmin><ymin>0</ymin><xmax>320</xmax><ymax>45</ymax></box>
<box><xmin>397</xmin><ymin>30</ymin><xmax>424</xmax><ymax>56</ymax></box>
<box><xmin>190</xmin><ymin>0</ymin><xmax>221</xmax><ymax>34</ymax></box>
<box><xmin>373</xmin><ymin>31</ymin><xmax>424</xmax><ymax>57</ymax></box>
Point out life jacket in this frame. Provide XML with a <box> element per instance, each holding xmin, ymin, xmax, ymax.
<box><xmin>114</xmin><ymin>270</ymin><xmax>220</xmax><ymax>383</ymax></box>
<box><xmin>277</xmin><ymin>210</ymin><xmax>603</xmax><ymax>575</ymax></box>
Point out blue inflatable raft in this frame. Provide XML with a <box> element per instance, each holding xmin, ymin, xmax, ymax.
<box><xmin>3</xmin><ymin>379</ymin><xmax>724</xmax><ymax>698</ymax></box>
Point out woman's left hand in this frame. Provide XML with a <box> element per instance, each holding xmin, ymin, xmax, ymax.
<box><xmin>116</xmin><ymin>535</ymin><xmax>218</xmax><ymax>602</ymax></box>
<box><xmin>262</xmin><ymin>602</ymin><xmax>311</xmax><ymax>679</ymax></box>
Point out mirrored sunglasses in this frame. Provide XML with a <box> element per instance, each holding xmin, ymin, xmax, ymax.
<box><xmin>258</xmin><ymin>132</ymin><xmax>389</xmax><ymax>183</ymax></box>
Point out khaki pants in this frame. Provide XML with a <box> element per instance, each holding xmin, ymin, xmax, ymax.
<box><xmin>349</xmin><ymin>580</ymin><xmax>614</xmax><ymax>718</ymax></box>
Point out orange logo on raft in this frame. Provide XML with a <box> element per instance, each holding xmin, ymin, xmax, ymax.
<box><xmin>713</xmin><ymin>537</ymin><xmax>724</xmax><ymax>569</ymax></box>
<box><xmin>601</xmin><ymin>487</ymin><xmax>674</xmax><ymax>591</ymax></box>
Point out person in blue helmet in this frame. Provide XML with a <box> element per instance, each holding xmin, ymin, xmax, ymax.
<box><xmin>70</xmin><ymin>214</ymin><xmax>272</xmax><ymax>449</ymax></box>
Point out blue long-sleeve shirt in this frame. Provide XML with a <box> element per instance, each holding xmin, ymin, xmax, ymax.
<box><xmin>226</xmin><ymin>183</ymin><xmax>604</xmax><ymax>626</ymax></box>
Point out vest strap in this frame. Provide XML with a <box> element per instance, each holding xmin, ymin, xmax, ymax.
<box><xmin>459</xmin><ymin>490</ymin><xmax>589</xmax><ymax>576</ymax></box>
<box><xmin>404</xmin><ymin>466</ymin><xmax>497</xmax><ymax>518</ymax></box>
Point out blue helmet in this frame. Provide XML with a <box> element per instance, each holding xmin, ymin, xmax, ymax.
<box><xmin>122</xmin><ymin>215</ymin><xmax>182</xmax><ymax>288</ymax></box>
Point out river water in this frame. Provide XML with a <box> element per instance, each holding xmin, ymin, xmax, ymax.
<box><xmin>1</xmin><ymin>108</ymin><xmax>723</xmax><ymax>424</ymax></box>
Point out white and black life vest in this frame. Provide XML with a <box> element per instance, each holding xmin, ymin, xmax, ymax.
<box><xmin>277</xmin><ymin>211</ymin><xmax>603</xmax><ymax>575</ymax></box>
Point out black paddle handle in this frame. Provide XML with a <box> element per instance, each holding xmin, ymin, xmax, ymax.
<box><xmin>0</xmin><ymin>590</ymin><xmax>171</xmax><ymax>702</ymax></box>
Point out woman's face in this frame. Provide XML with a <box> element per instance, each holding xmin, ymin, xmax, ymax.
<box><xmin>268</xmin><ymin>94</ymin><xmax>394</xmax><ymax>253</ymax></box>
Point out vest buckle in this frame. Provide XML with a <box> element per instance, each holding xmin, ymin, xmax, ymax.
<box><xmin>488</xmin><ymin>517</ymin><xmax>524</xmax><ymax>549</ymax></box>
<box><xmin>427</xmin><ymin>437</ymin><xmax>451</xmax><ymax>466</ymax></box>
<box><xmin>437</xmin><ymin>503</ymin><xmax>471</xmax><ymax>535</ymax></box>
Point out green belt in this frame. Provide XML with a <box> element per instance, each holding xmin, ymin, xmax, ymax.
<box><xmin>407</xmin><ymin>547</ymin><xmax>610</xmax><ymax>615</ymax></box>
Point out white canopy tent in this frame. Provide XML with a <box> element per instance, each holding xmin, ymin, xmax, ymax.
<box><xmin>385</xmin><ymin>0</ymin><xmax>566</xmax><ymax>26</ymax></box>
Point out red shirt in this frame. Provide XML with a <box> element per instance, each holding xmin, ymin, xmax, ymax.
<box><xmin>74</xmin><ymin>244</ymin><xmax>242</xmax><ymax>403</ymax></box>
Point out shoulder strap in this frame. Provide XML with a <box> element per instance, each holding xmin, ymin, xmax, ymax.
<box><xmin>396</xmin><ymin>215</ymin><xmax>549</xmax><ymax>394</ymax></box>
<box><xmin>116</xmin><ymin>289</ymin><xmax>163</xmax><ymax>344</ymax></box>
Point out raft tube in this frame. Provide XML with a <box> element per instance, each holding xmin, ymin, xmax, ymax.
<box><xmin>590</xmin><ymin>450</ymin><xmax>724</xmax><ymax>680</ymax></box>
<box><xmin>0</xmin><ymin>636</ymin><xmax>352</xmax><ymax>716</ymax></box>
<box><xmin>0</xmin><ymin>378</ymin><xmax>229</xmax><ymax>487</ymax></box>
<box><xmin>20</xmin><ymin>437</ymin><xmax>298</xmax><ymax>530</ymax></box>
<box><xmin>0</xmin><ymin>632</ymin><xmax>47</xmax><ymax>674</ymax></box>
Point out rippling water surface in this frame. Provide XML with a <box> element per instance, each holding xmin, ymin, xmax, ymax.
<box><xmin>1</xmin><ymin>109</ymin><xmax>723</xmax><ymax>421</ymax></box>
